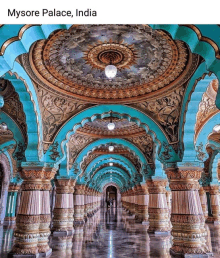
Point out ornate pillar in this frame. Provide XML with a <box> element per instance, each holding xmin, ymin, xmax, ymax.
<box><xmin>199</xmin><ymin>187</ymin><xmax>208</xmax><ymax>220</ymax></box>
<box><xmin>136</xmin><ymin>184</ymin><xmax>149</xmax><ymax>224</ymax></box>
<box><xmin>52</xmin><ymin>179</ymin><xmax>76</xmax><ymax>235</ymax></box>
<box><xmin>166</xmin><ymin>166</ymin><xmax>210</xmax><ymax>257</ymax></box>
<box><xmin>10</xmin><ymin>165</ymin><xmax>56</xmax><ymax>257</ymax></box>
<box><xmin>205</xmin><ymin>185</ymin><xmax>220</xmax><ymax>224</ymax></box>
<box><xmin>84</xmin><ymin>186</ymin><xmax>88</xmax><ymax>220</ymax></box>
<box><xmin>74</xmin><ymin>184</ymin><xmax>85</xmax><ymax>224</ymax></box>
<box><xmin>147</xmin><ymin>178</ymin><xmax>170</xmax><ymax>233</ymax></box>
<box><xmin>4</xmin><ymin>184</ymin><xmax>20</xmax><ymax>225</ymax></box>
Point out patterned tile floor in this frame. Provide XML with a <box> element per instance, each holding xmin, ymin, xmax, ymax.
<box><xmin>1</xmin><ymin>208</ymin><xmax>220</xmax><ymax>257</ymax></box>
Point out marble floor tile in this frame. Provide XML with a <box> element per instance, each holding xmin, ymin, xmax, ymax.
<box><xmin>1</xmin><ymin>208</ymin><xmax>220</xmax><ymax>257</ymax></box>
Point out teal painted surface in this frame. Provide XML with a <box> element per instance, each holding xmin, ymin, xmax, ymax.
<box><xmin>74</xmin><ymin>138</ymin><xmax>147</xmax><ymax>168</ymax></box>
<box><xmin>0</xmin><ymin>95</ymin><xmax>4</xmax><ymax>108</ymax></box>
<box><xmin>3</xmin><ymin>62</ymin><xmax>43</xmax><ymax>162</ymax></box>
<box><xmin>81</xmin><ymin>154</ymin><xmax>138</xmax><ymax>182</ymax></box>
<box><xmin>5</xmin><ymin>191</ymin><xmax>17</xmax><ymax>218</ymax></box>
<box><xmin>48</xmin><ymin>105</ymin><xmax>171</xmax><ymax>164</ymax></box>
<box><xmin>181</xmin><ymin>72</ymin><xmax>216</xmax><ymax>161</ymax></box>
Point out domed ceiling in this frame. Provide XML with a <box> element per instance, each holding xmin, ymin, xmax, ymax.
<box><xmin>29</xmin><ymin>24</ymin><xmax>196</xmax><ymax>103</ymax></box>
<box><xmin>77</xmin><ymin>118</ymin><xmax>145</xmax><ymax>137</ymax></box>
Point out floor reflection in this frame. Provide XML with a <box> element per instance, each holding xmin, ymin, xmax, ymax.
<box><xmin>1</xmin><ymin>208</ymin><xmax>220</xmax><ymax>257</ymax></box>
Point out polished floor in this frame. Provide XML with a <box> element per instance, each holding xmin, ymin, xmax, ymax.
<box><xmin>1</xmin><ymin>208</ymin><xmax>220</xmax><ymax>257</ymax></box>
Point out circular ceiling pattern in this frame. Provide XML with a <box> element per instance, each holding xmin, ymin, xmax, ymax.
<box><xmin>77</xmin><ymin>118</ymin><xmax>145</xmax><ymax>137</ymax></box>
<box><xmin>30</xmin><ymin>24</ymin><xmax>192</xmax><ymax>103</ymax></box>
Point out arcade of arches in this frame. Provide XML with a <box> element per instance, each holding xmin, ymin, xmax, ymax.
<box><xmin>1</xmin><ymin>24</ymin><xmax>220</xmax><ymax>257</ymax></box>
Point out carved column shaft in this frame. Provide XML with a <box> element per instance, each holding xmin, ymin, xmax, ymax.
<box><xmin>135</xmin><ymin>184</ymin><xmax>149</xmax><ymax>223</ymax></box>
<box><xmin>52</xmin><ymin>179</ymin><xmax>76</xmax><ymax>233</ymax></box>
<box><xmin>147</xmin><ymin>179</ymin><xmax>170</xmax><ymax>233</ymax></box>
<box><xmin>74</xmin><ymin>185</ymin><xmax>85</xmax><ymax>224</ymax></box>
<box><xmin>205</xmin><ymin>185</ymin><xmax>220</xmax><ymax>224</ymax></box>
<box><xmin>12</xmin><ymin>166</ymin><xmax>56</xmax><ymax>256</ymax></box>
<box><xmin>166</xmin><ymin>167</ymin><xmax>209</xmax><ymax>256</ymax></box>
<box><xmin>199</xmin><ymin>187</ymin><xmax>208</xmax><ymax>220</ymax></box>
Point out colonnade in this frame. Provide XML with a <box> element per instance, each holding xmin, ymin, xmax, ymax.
<box><xmin>121</xmin><ymin>167</ymin><xmax>219</xmax><ymax>257</ymax></box>
<box><xmin>2</xmin><ymin>165</ymin><xmax>220</xmax><ymax>257</ymax></box>
<box><xmin>3</xmin><ymin>166</ymin><xmax>101</xmax><ymax>258</ymax></box>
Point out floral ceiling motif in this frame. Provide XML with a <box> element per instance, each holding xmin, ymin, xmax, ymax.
<box><xmin>30</xmin><ymin>24</ymin><xmax>192</xmax><ymax>103</ymax></box>
<box><xmin>36</xmin><ymin>85</ymin><xmax>92</xmax><ymax>152</ymax></box>
<box><xmin>195</xmin><ymin>79</ymin><xmax>219</xmax><ymax>142</ymax></box>
<box><xmin>1</xmin><ymin>81</ymin><xmax>27</xmax><ymax>143</ymax></box>
<box><xmin>68</xmin><ymin>133</ymin><xmax>98</xmax><ymax>169</ymax></box>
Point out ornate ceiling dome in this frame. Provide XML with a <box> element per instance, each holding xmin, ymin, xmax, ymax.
<box><xmin>29</xmin><ymin>25</ymin><xmax>196</xmax><ymax>104</ymax></box>
<box><xmin>77</xmin><ymin>118</ymin><xmax>145</xmax><ymax>137</ymax></box>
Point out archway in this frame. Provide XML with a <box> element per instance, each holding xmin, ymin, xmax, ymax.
<box><xmin>106</xmin><ymin>185</ymin><xmax>117</xmax><ymax>208</ymax></box>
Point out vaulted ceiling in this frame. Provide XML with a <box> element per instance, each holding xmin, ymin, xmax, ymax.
<box><xmin>1</xmin><ymin>24</ymin><xmax>220</xmax><ymax>191</ymax></box>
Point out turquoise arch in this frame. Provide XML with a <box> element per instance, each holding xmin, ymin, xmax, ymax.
<box><xmin>88</xmin><ymin>167</ymin><xmax>133</xmax><ymax>188</ymax></box>
<box><xmin>49</xmin><ymin>105</ymin><xmax>172</xmax><ymax>165</ymax></box>
<box><xmin>78</xmin><ymin>154</ymin><xmax>138</xmax><ymax>183</ymax></box>
<box><xmin>180</xmin><ymin>64</ymin><xmax>216</xmax><ymax>161</ymax></box>
<box><xmin>86</xmin><ymin>163</ymin><xmax>132</xmax><ymax>183</ymax></box>
<box><xmin>1</xmin><ymin>24</ymin><xmax>220</xmax><ymax>107</ymax></box>
<box><xmin>0</xmin><ymin>111</ymin><xmax>25</xmax><ymax>162</ymax></box>
<box><xmin>89</xmin><ymin>167</ymin><xmax>131</xmax><ymax>185</ymax></box>
<box><xmin>0</xmin><ymin>25</ymin><xmax>71</xmax><ymax>76</ymax></box>
<box><xmin>3</xmin><ymin>62</ymin><xmax>43</xmax><ymax>162</ymax></box>
<box><xmin>74</xmin><ymin>138</ymin><xmax>148</xmax><ymax>169</ymax></box>
<box><xmin>90</xmin><ymin>171</ymin><xmax>128</xmax><ymax>191</ymax></box>
<box><xmin>196</xmin><ymin>113</ymin><xmax>220</xmax><ymax>149</ymax></box>
<box><xmin>98</xmin><ymin>178</ymin><xmax>124</xmax><ymax>192</ymax></box>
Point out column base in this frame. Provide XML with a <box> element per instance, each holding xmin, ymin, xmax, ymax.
<box><xmin>8</xmin><ymin>249</ymin><xmax>52</xmax><ymax>258</ymax></box>
<box><xmin>8</xmin><ymin>253</ymin><xmax>40</xmax><ymax>258</ymax></box>
<box><xmin>170</xmin><ymin>249</ymin><xmax>213</xmax><ymax>258</ymax></box>
<box><xmin>52</xmin><ymin>230</ymin><xmax>74</xmax><ymax>237</ymax></box>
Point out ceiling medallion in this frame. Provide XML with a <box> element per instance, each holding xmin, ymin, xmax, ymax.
<box><xmin>84</xmin><ymin>41</ymin><xmax>137</xmax><ymax>70</ymax></box>
<box><xmin>29</xmin><ymin>25</ymin><xmax>196</xmax><ymax>103</ymax></box>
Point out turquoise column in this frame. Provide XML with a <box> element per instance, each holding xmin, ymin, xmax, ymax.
<box><xmin>4</xmin><ymin>184</ymin><xmax>19</xmax><ymax>225</ymax></box>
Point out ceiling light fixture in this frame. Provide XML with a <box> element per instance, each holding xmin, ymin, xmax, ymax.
<box><xmin>107</xmin><ymin>111</ymin><xmax>115</xmax><ymax>131</ymax></box>
<box><xmin>109</xmin><ymin>145</ymin><xmax>114</xmax><ymax>152</ymax></box>
<box><xmin>0</xmin><ymin>123</ymin><xmax>7</xmax><ymax>131</ymax></box>
<box><xmin>109</xmin><ymin>162</ymin><xmax>113</xmax><ymax>166</ymax></box>
<box><xmin>213</xmin><ymin>124</ymin><xmax>220</xmax><ymax>133</ymax></box>
<box><xmin>105</xmin><ymin>65</ymin><xmax>117</xmax><ymax>79</ymax></box>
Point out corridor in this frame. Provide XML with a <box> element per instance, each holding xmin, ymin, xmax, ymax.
<box><xmin>1</xmin><ymin>208</ymin><xmax>220</xmax><ymax>258</ymax></box>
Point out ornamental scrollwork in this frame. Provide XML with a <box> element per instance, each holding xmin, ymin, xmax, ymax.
<box><xmin>49</xmin><ymin>141</ymin><xmax>60</xmax><ymax>161</ymax></box>
<box><xmin>195</xmin><ymin>142</ymin><xmax>207</xmax><ymax>161</ymax></box>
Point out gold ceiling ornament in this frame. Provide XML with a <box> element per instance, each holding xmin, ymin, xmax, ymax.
<box><xmin>83</xmin><ymin>40</ymin><xmax>137</xmax><ymax>70</ymax></box>
<box><xmin>28</xmin><ymin>25</ymin><xmax>196</xmax><ymax>103</ymax></box>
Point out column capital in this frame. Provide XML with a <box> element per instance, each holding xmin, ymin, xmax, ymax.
<box><xmin>74</xmin><ymin>184</ymin><xmax>86</xmax><ymax>195</ymax></box>
<box><xmin>20</xmin><ymin>166</ymin><xmax>57</xmax><ymax>191</ymax></box>
<box><xmin>204</xmin><ymin>185</ymin><xmax>219</xmax><ymax>194</ymax></box>
<box><xmin>146</xmin><ymin>178</ymin><xmax>167</xmax><ymax>194</ymax></box>
<box><xmin>165</xmin><ymin>166</ymin><xmax>202</xmax><ymax>191</ymax></box>
<box><xmin>8</xmin><ymin>183</ymin><xmax>20</xmax><ymax>192</ymax></box>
